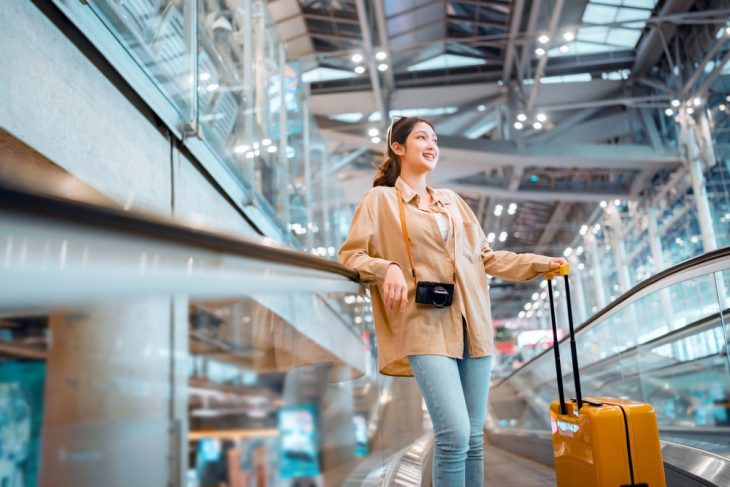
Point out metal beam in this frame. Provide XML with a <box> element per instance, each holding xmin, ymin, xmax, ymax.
<box><xmin>354</xmin><ymin>0</ymin><xmax>386</xmax><ymax>122</ymax></box>
<box><xmin>516</xmin><ymin>0</ymin><xmax>541</xmax><ymax>83</ymax></box>
<box><xmin>631</xmin><ymin>0</ymin><xmax>694</xmax><ymax>77</ymax></box>
<box><xmin>502</xmin><ymin>0</ymin><xmax>525</xmax><ymax>83</ymax></box>
<box><xmin>680</xmin><ymin>35</ymin><xmax>730</xmax><ymax>97</ymax></box>
<box><xmin>535</xmin><ymin>94</ymin><xmax>671</xmax><ymax>112</ymax></box>
<box><xmin>447</xmin><ymin>184</ymin><xmax>631</xmax><ymax>202</ymax></box>
<box><xmin>372</xmin><ymin>0</ymin><xmax>395</xmax><ymax>95</ymax></box>
<box><xmin>525</xmin><ymin>0</ymin><xmax>565</xmax><ymax>114</ymax></box>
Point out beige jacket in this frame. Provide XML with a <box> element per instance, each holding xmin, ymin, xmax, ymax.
<box><xmin>339</xmin><ymin>177</ymin><xmax>552</xmax><ymax>376</ymax></box>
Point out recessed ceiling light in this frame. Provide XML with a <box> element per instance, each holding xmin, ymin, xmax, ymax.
<box><xmin>536</xmin><ymin>113</ymin><xmax>547</xmax><ymax>122</ymax></box>
<box><xmin>563</xmin><ymin>32</ymin><xmax>575</xmax><ymax>42</ymax></box>
<box><xmin>377</xmin><ymin>63</ymin><xmax>388</xmax><ymax>72</ymax></box>
<box><xmin>517</xmin><ymin>113</ymin><xmax>527</xmax><ymax>122</ymax></box>
<box><xmin>535</xmin><ymin>48</ymin><xmax>546</xmax><ymax>56</ymax></box>
<box><xmin>351</xmin><ymin>53</ymin><xmax>363</xmax><ymax>63</ymax></box>
<box><xmin>354</xmin><ymin>66</ymin><xmax>366</xmax><ymax>74</ymax></box>
<box><xmin>375</xmin><ymin>51</ymin><xmax>387</xmax><ymax>61</ymax></box>
<box><xmin>532</xmin><ymin>121</ymin><xmax>543</xmax><ymax>130</ymax></box>
<box><xmin>513</xmin><ymin>121</ymin><xmax>524</xmax><ymax>130</ymax></box>
<box><xmin>538</xmin><ymin>34</ymin><xmax>550</xmax><ymax>44</ymax></box>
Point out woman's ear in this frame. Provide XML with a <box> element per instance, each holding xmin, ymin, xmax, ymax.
<box><xmin>391</xmin><ymin>142</ymin><xmax>405</xmax><ymax>156</ymax></box>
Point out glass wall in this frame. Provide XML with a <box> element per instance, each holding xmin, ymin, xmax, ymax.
<box><xmin>52</xmin><ymin>0</ymin><xmax>346</xmax><ymax>254</ymax></box>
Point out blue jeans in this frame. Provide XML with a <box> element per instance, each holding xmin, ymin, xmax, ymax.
<box><xmin>409</xmin><ymin>344</ymin><xmax>493</xmax><ymax>487</ymax></box>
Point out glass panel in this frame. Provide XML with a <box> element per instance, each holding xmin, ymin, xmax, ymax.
<box><xmin>88</xmin><ymin>0</ymin><xmax>194</xmax><ymax>122</ymax></box>
<box><xmin>489</xmin><ymin>267</ymin><xmax>730</xmax><ymax>455</ymax></box>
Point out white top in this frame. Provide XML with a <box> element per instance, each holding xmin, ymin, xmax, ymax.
<box><xmin>433</xmin><ymin>213</ymin><xmax>449</xmax><ymax>242</ymax></box>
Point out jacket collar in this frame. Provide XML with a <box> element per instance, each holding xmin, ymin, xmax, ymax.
<box><xmin>395</xmin><ymin>177</ymin><xmax>449</xmax><ymax>207</ymax></box>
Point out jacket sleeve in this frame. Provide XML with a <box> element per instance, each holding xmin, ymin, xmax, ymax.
<box><xmin>338</xmin><ymin>192</ymin><xmax>397</xmax><ymax>286</ymax></box>
<box><xmin>481</xmin><ymin>244</ymin><xmax>552</xmax><ymax>281</ymax></box>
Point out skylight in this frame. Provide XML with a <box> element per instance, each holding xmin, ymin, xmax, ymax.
<box><xmin>389</xmin><ymin>107</ymin><xmax>458</xmax><ymax>117</ymax></box>
<box><xmin>550</xmin><ymin>0</ymin><xmax>657</xmax><ymax>57</ymax></box>
<box><xmin>328</xmin><ymin>112</ymin><xmax>364</xmax><ymax>123</ymax></box>
<box><xmin>407</xmin><ymin>54</ymin><xmax>486</xmax><ymax>72</ymax></box>
<box><xmin>523</xmin><ymin>73</ymin><xmax>593</xmax><ymax>84</ymax></box>
<box><xmin>302</xmin><ymin>67</ymin><xmax>358</xmax><ymax>83</ymax></box>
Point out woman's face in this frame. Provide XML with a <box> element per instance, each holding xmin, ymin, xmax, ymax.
<box><xmin>394</xmin><ymin>121</ymin><xmax>439</xmax><ymax>174</ymax></box>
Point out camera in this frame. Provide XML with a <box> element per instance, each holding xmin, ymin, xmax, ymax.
<box><xmin>415</xmin><ymin>281</ymin><xmax>454</xmax><ymax>308</ymax></box>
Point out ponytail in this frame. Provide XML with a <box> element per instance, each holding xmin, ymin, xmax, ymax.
<box><xmin>373</xmin><ymin>153</ymin><xmax>401</xmax><ymax>187</ymax></box>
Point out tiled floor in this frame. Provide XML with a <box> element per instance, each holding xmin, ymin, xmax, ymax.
<box><xmin>484</xmin><ymin>443</ymin><xmax>556</xmax><ymax>486</ymax></box>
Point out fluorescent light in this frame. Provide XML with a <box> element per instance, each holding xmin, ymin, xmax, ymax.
<box><xmin>351</xmin><ymin>53</ymin><xmax>363</xmax><ymax>63</ymax></box>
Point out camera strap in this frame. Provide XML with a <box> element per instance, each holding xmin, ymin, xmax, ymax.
<box><xmin>395</xmin><ymin>188</ymin><xmax>418</xmax><ymax>283</ymax></box>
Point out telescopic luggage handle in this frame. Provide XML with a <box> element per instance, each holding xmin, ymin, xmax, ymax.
<box><xmin>545</xmin><ymin>263</ymin><xmax>583</xmax><ymax>415</ymax></box>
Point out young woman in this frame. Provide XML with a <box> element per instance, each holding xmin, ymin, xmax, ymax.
<box><xmin>338</xmin><ymin>116</ymin><xmax>565</xmax><ymax>486</ymax></box>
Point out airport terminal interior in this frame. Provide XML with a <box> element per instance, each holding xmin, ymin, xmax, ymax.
<box><xmin>1</xmin><ymin>0</ymin><xmax>730</xmax><ymax>485</ymax></box>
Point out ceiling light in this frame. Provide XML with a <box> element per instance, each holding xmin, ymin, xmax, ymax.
<box><xmin>532</xmin><ymin>292</ymin><xmax>539</xmax><ymax>300</ymax></box>
<box><xmin>234</xmin><ymin>144</ymin><xmax>250</xmax><ymax>154</ymax></box>
<box><xmin>368</xmin><ymin>128</ymin><xmax>379</xmax><ymax>137</ymax></box>
<box><xmin>600</xmin><ymin>201</ymin><xmax>607</xmax><ymax>208</ymax></box>
<box><xmin>377</xmin><ymin>63</ymin><xmax>388</xmax><ymax>71</ymax></box>
<box><xmin>371</xmin><ymin>136</ymin><xmax>381</xmax><ymax>144</ymax></box>
<box><xmin>477</xmin><ymin>104</ymin><xmax>486</xmax><ymax>111</ymax></box>
<box><xmin>207</xmin><ymin>83</ymin><xmax>219</xmax><ymax>92</ymax></box>
<box><xmin>692</xmin><ymin>97</ymin><xmax>702</xmax><ymax>106</ymax></box>
<box><xmin>494</xmin><ymin>204</ymin><xmax>503</xmax><ymax>216</ymax></box>
<box><xmin>513</xmin><ymin>121</ymin><xmax>524</xmax><ymax>130</ymax></box>
<box><xmin>614</xmin><ymin>199</ymin><xmax>621</xmax><ymax>206</ymax></box>
<box><xmin>375</xmin><ymin>51</ymin><xmax>387</xmax><ymax>60</ymax></box>
<box><xmin>538</xmin><ymin>34</ymin><xmax>550</xmax><ymax>44</ymax></box>
<box><xmin>261</xmin><ymin>138</ymin><xmax>272</xmax><ymax>146</ymax></box>
<box><xmin>726</xmin><ymin>95</ymin><xmax>730</xmax><ymax>102</ymax></box>
<box><xmin>354</xmin><ymin>66</ymin><xmax>366</xmax><ymax>74</ymax></box>
<box><xmin>559</xmin><ymin>45</ymin><xmax>569</xmax><ymax>53</ymax></box>
<box><xmin>536</xmin><ymin>113</ymin><xmax>547</xmax><ymax>122</ymax></box>
<box><xmin>535</xmin><ymin>47</ymin><xmax>546</xmax><ymax>56</ymax></box>
<box><xmin>720</xmin><ymin>104</ymin><xmax>727</xmax><ymax>111</ymax></box>
<box><xmin>671</xmin><ymin>99</ymin><xmax>680</xmax><ymax>107</ymax></box>
<box><xmin>499</xmin><ymin>231</ymin><xmax>507</xmax><ymax>242</ymax></box>
<box><xmin>267</xmin><ymin>145</ymin><xmax>277</xmax><ymax>153</ymax></box>
<box><xmin>687</xmin><ymin>107</ymin><xmax>695</xmax><ymax>115</ymax></box>
<box><xmin>664</xmin><ymin>108</ymin><xmax>673</xmax><ymax>116</ymax></box>
<box><xmin>487</xmin><ymin>232</ymin><xmax>495</xmax><ymax>243</ymax></box>
<box><xmin>517</xmin><ymin>113</ymin><xmax>527</xmax><ymax>122</ymax></box>
<box><xmin>532</xmin><ymin>121</ymin><xmax>543</xmax><ymax>130</ymax></box>
<box><xmin>351</xmin><ymin>53</ymin><xmax>363</xmax><ymax>63</ymax></box>
<box><xmin>200</xmin><ymin>72</ymin><xmax>211</xmax><ymax>81</ymax></box>
<box><xmin>563</xmin><ymin>32</ymin><xmax>575</xmax><ymax>42</ymax></box>
<box><xmin>579</xmin><ymin>224</ymin><xmax>588</xmax><ymax>235</ymax></box>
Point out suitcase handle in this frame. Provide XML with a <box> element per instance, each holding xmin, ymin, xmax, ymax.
<box><xmin>546</xmin><ymin>264</ymin><xmax>583</xmax><ymax>414</ymax></box>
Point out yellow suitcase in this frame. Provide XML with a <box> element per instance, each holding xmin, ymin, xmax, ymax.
<box><xmin>546</xmin><ymin>266</ymin><xmax>666</xmax><ymax>487</ymax></box>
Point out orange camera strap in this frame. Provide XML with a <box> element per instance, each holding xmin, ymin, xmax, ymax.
<box><xmin>396</xmin><ymin>188</ymin><xmax>418</xmax><ymax>283</ymax></box>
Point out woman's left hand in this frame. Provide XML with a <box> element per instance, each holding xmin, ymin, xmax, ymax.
<box><xmin>547</xmin><ymin>257</ymin><xmax>568</xmax><ymax>270</ymax></box>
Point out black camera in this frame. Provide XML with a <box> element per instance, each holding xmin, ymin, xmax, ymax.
<box><xmin>415</xmin><ymin>281</ymin><xmax>454</xmax><ymax>308</ymax></box>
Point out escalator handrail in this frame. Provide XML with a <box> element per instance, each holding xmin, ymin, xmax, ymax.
<box><xmin>0</xmin><ymin>182</ymin><xmax>360</xmax><ymax>282</ymax></box>
<box><xmin>494</xmin><ymin>245</ymin><xmax>730</xmax><ymax>387</ymax></box>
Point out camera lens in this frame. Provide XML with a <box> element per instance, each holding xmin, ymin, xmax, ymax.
<box><xmin>432</xmin><ymin>286</ymin><xmax>449</xmax><ymax>307</ymax></box>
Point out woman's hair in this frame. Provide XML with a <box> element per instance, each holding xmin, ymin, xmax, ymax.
<box><xmin>373</xmin><ymin>117</ymin><xmax>435</xmax><ymax>187</ymax></box>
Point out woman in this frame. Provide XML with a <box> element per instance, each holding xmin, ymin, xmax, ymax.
<box><xmin>338</xmin><ymin>116</ymin><xmax>565</xmax><ymax>486</ymax></box>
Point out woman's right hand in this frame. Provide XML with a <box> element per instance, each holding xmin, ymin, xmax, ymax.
<box><xmin>381</xmin><ymin>263</ymin><xmax>409</xmax><ymax>312</ymax></box>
